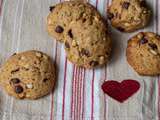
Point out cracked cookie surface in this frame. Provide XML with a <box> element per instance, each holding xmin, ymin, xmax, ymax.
<box><xmin>64</xmin><ymin>20</ymin><xmax>111</xmax><ymax>68</ymax></box>
<box><xmin>108</xmin><ymin>0</ymin><xmax>151</xmax><ymax>32</ymax></box>
<box><xmin>126</xmin><ymin>32</ymin><xmax>160</xmax><ymax>76</ymax></box>
<box><xmin>47</xmin><ymin>1</ymin><xmax>112</xmax><ymax>68</ymax></box>
<box><xmin>0</xmin><ymin>50</ymin><xmax>55</xmax><ymax>99</ymax></box>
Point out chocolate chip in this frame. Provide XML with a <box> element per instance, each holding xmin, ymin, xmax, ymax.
<box><xmin>122</xmin><ymin>2</ymin><xmax>130</xmax><ymax>9</ymax></box>
<box><xmin>14</xmin><ymin>85</ymin><xmax>23</xmax><ymax>94</ymax></box>
<box><xmin>148</xmin><ymin>43</ymin><xmax>158</xmax><ymax>50</ymax></box>
<box><xmin>140</xmin><ymin>1</ymin><xmax>147</xmax><ymax>7</ymax></box>
<box><xmin>68</xmin><ymin>29</ymin><xmax>73</xmax><ymax>38</ymax></box>
<box><xmin>12</xmin><ymin>53</ymin><xmax>17</xmax><ymax>56</ymax></box>
<box><xmin>43</xmin><ymin>78</ymin><xmax>48</xmax><ymax>82</ymax></box>
<box><xmin>65</xmin><ymin>42</ymin><xmax>70</xmax><ymax>49</ymax></box>
<box><xmin>55</xmin><ymin>25</ymin><xmax>64</xmax><ymax>33</ymax></box>
<box><xmin>11</xmin><ymin>68</ymin><xmax>20</xmax><ymax>74</ymax></box>
<box><xmin>10</xmin><ymin>78</ymin><xmax>20</xmax><ymax>84</ymax></box>
<box><xmin>140</xmin><ymin>37</ymin><xmax>148</xmax><ymax>44</ymax></box>
<box><xmin>81</xmin><ymin>48</ymin><xmax>90</xmax><ymax>57</ymax></box>
<box><xmin>21</xmin><ymin>67</ymin><xmax>29</xmax><ymax>71</ymax></box>
<box><xmin>106</xmin><ymin>52</ymin><xmax>110</xmax><ymax>56</ymax></box>
<box><xmin>108</xmin><ymin>12</ymin><xmax>114</xmax><ymax>20</ymax></box>
<box><xmin>90</xmin><ymin>61</ymin><xmax>99</xmax><ymax>67</ymax></box>
<box><xmin>49</xmin><ymin>6</ymin><xmax>55</xmax><ymax>12</ymax></box>
<box><xmin>117</xmin><ymin>27</ymin><xmax>125</xmax><ymax>32</ymax></box>
<box><xmin>82</xmin><ymin>18</ymin><xmax>86</xmax><ymax>23</ymax></box>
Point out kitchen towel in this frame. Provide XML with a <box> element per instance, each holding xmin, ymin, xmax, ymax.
<box><xmin>0</xmin><ymin>0</ymin><xmax>159</xmax><ymax>120</ymax></box>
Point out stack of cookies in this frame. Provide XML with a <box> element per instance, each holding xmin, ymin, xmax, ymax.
<box><xmin>0</xmin><ymin>0</ymin><xmax>159</xmax><ymax>100</ymax></box>
<box><xmin>47</xmin><ymin>1</ymin><xmax>112</xmax><ymax>69</ymax></box>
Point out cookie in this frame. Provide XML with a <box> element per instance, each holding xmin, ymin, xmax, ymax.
<box><xmin>108</xmin><ymin>0</ymin><xmax>151</xmax><ymax>32</ymax></box>
<box><xmin>126</xmin><ymin>32</ymin><xmax>160</xmax><ymax>76</ymax></box>
<box><xmin>47</xmin><ymin>1</ymin><xmax>97</xmax><ymax>42</ymax></box>
<box><xmin>0</xmin><ymin>50</ymin><xmax>56</xmax><ymax>99</ymax></box>
<box><xmin>64</xmin><ymin>20</ymin><xmax>111</xmax><ymax>68</ymax></box>
<box><xmin>47</xmin><ymin>1</ymin><xmax>112</xmax><ymax>68</ymax></box>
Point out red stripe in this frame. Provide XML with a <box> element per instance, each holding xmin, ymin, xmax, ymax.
<box><xmin>76</xmin><ymin>68</ymin><xmax>80</xmax><ymax>120</ymax></box>
<box><xmin>104</xmin><ymin>65</ymin><xmax>107</xmax><ymax>120</ymax></box>
<box><xmin>74</xmin><ymin>67</ymin><xmax>79</xmax><ymax>120</ymax></box>
<box><xmin>156</xmin><ymin>0</ymin><xmax>159</xmax><ymax>34</ymax></box>
<box><xmin>71</xmin><ymin>67</ymin><xmax>78</xmax><ymax>120</ymax></box>
<box><xmin>104</xmin><ymin>0</ymin><xmax>110</xmax><ymax>119</ymax></box>
<box><xmin>50</xmin><ymin>93</ymin><xmax>54</xmax><ymax>120</ymax></box>
<box><xmin>77</xmin><ymin>68</ymin><xmax>83</xmax><ymax>120</ymax></box>
<box><xmin>50</xmin><ymin>0</ymin><xmax>62</xmax><ymax>119</ymax></box>
<box><xmin>149</xmin><ymin>80</ymin><xmax>154</xmax><ymax>99</ymax></box>
<box><xmin>70</xmin><ymin>65</ymin><xmax>76</xmax><ymax>119</ymax></box>
<box><xmin>156</xmin><ymin>0</ymin><xmax>160</xmax><ymax>119</ymax></box>
<box><xmin>158</xmin><ymin>5</ymin><xmax>160</xmax><ymax>120</ymax></box>
<box><xmin>62</xmin><ymin>58</ymin><xmax>68</xmax><ymax>120</ymax></box>
<box><xmin>74</xmin><ymin>67</ymin><xmax>80</xmax><ymax>120</ymax></box>
<box><xmin>158</xmin><ymin>78</ymin><xmax>160</xmax><ymax>120</ymax></box>
<box><xmin>74</xmin><ymin>67</ymin><xmax>78</xmax><ymax>120</ymax></box>
<box><xmin>82</xmin><ymin>69</ymin><xmax>86</xmax><ymax>120</ymax></box>
<box><xmin>50</xmin><ymin>41</ymin><xmax>58</xmax><ymax>120</ymax></box>
<box><xmin>78</xmin><ymin>68</ymin><xmax>83</xmax><ymax>120</ymax></box>
<box><xmin>96</xmin><ymin>0</ymin><xmax>98</xmax><ymax>8</ymax></box>
<box><xmin>91</xmin><ymin>69</ymin><xmax>95</xmax><ymax>120</ymax></box>
<box><xmin>76</xmin><ymin>68</ymin><xmax>81</xmax><ymax>120</ymax></box>
<box><xmin>104</xmin><ymin>0</ymin><xmax>109</xmax><ymax>119</ymax></box>
<box><xmin>76</xmin><ymin>68</ymin><xmax>80</xmax><ymax>119</ymax></box>
<box><xmin>0</xmin><ymin>0</ymin><xmax>2</xmax><ymax>15</ymax></box>
<box><xmin>91</xmin><ymin>1</ymin><xmax>98</xmax><ymax>119</ymax></box>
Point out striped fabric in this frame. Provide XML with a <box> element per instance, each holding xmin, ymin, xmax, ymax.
<box><xmin>0</xmin><ymin>0</ymin><xmax>159</xmax><ymax>120</ymax></box>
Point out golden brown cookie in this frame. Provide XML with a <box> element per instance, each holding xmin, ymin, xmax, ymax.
<box><xmin>64</xmin><ymin>20</ymin><xmax>111</xmax><ymax>68</ymax></box>
<box><xmin>47</xmin><ymin>1</ymin><xmax>101</xmax><ymax>42</ymax></box>
<box><xmin>0</xmin><ymin>50</ymin><xmax>56</xmax><ymax>99</ymax></box>
<box><xmin>126</xmin><ymin>32</ymin><xmax>160</xmax><ymax>76</ymax></box>
<box><xmin>108</xmin><ymin>0</ymin><xmax>151</xmax><ymax>32</ymax></box>
<box><xmin>47</xmin><ymin>1</ymin><xmax>112</xmax><ymax>68</ymax></box>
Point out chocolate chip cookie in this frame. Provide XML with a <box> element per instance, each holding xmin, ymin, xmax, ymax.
<box><xmin>0</xmin><ymin>50</ymin><xmax>55</xmax><ymax>99</ymax></box>
<box><xmin>47</xmin><ymin>1</ymin><xmax>112</xmax><ymax>68</ymax></box>
<box><xmin>47</xmin><ymin>1</ymin><xmax>98</xmax><ymax>42</ymax></box>
<box><xmin>108</xmin><ymin>0</ymin><xmax>151</xmax><ymax>32</ymax></box>
<box><xmin>126</xmin><ymin>32</ymin><xmax>160</xmax><ymax>75</ymax></box>
<box><xmin>64</xmin><ymin>20</ymin><xmax>111</xmax><ymax>68</ymax></box>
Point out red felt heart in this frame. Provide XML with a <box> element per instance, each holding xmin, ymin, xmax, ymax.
<box><xmin>101</xmin><ymin>80</ymin><xmax>140</xmax><ymax>103</ymax></box>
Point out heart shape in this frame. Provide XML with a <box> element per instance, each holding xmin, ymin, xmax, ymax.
<box><xmin>101</xmin><ymin>80</ymin><xmax>140</xmax><ymax>103</ymax></box>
